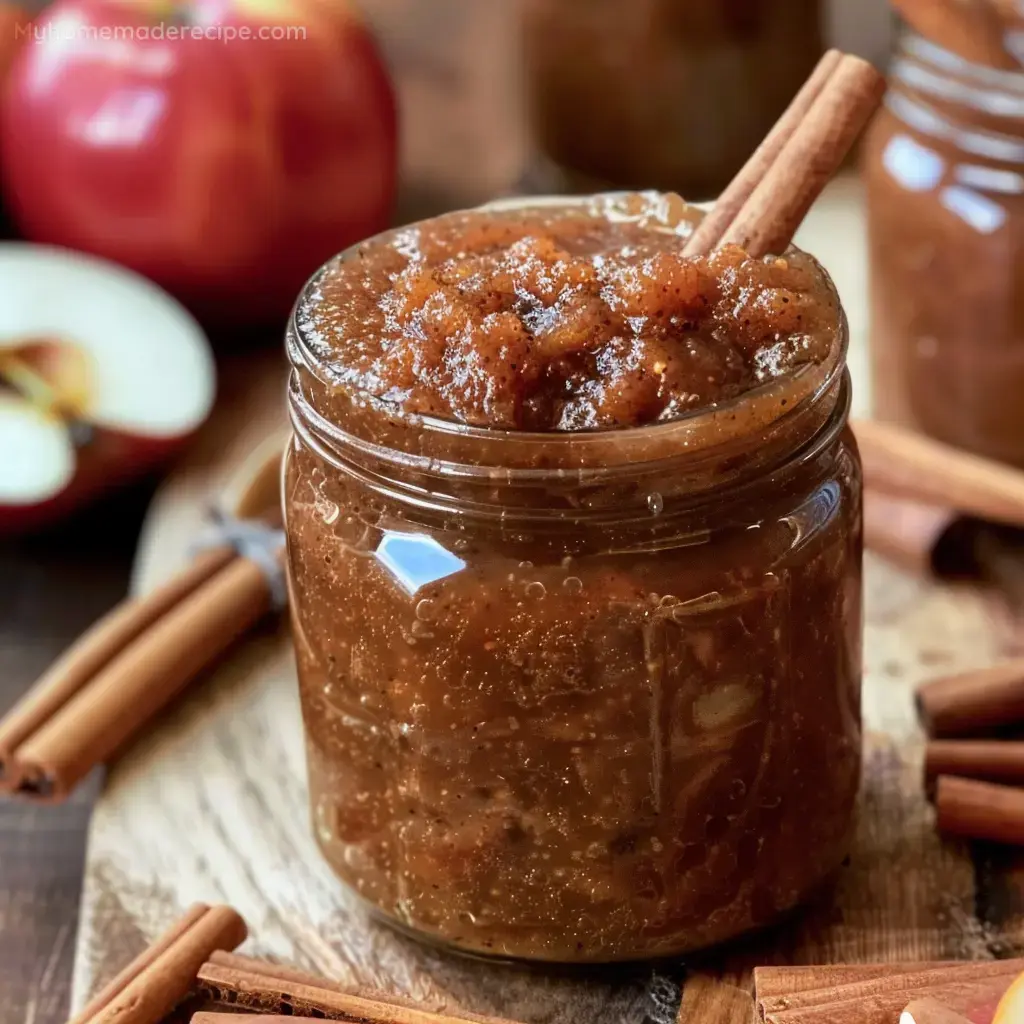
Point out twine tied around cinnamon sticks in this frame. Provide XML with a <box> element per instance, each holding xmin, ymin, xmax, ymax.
<box><xmin>190</xmin><ymin>507</ymin><xmax>287</xmax><ymax>610</ymax></box>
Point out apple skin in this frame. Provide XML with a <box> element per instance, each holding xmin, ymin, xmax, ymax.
<box><xmin>0</xmin><ymin>0</ymin><xmax>398</xmax><ymax>328</ymax></box>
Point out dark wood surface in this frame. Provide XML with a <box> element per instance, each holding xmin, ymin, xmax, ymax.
<box><xmin>0</xmin><ymin>485</ymin><xmax>153</xmax><ymax>1024</ymax></box>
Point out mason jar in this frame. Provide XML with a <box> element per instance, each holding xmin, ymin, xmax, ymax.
<box><xmin>283</xmin><ymin>198</ymin><xmax>863</xmax><ymax>963</ymax></box>
<box><xmin>864</xmin><ymin>30</ymin><xmax>1024</xmax><ymax>466</ymax></box>
<box><xmin>521</xmin><ymin>0</ymin><xmax>824</xmax><ymax>198</ymax></box>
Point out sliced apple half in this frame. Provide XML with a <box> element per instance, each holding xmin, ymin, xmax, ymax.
<box><xmin>0</xmin><ymin>243</ymin><xmax>216</xmax><ymax>531</ymax></box>
<box><xmin>0</xmin><ymin>393</ymin><xmax>75</xmax><ymax>504</ymax></box>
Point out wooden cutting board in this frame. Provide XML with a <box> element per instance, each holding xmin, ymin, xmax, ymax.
<box><xmin>69</xmin><ymin>182</ymin><xmax>1024</xmax><ymax>1024</ymax></box>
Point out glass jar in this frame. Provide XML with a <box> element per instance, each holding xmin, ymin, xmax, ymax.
<box><xmin>521</xmin><ymin>0</ymin><xmax>824</xmax><ymax>199</ymax></box>
<box><xmin>283</xmin><ymin>202</ymin><xmax>863</xmax><ymax>964</ymax></box>
<box><xmin>864</xmin><ymin>31</ymin><xmax>1024</xmax><ymax>466</ymax></box>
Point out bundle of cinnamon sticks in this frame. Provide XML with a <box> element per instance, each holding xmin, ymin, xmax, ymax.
<box><xmin>78</xmin><ymin>901</ymin><xmax>1024</xmax><ymax>1024</ymax></box>
<box><xmin>73</xmin><ymin>903</ymin><xmax>524</xmax><ymax>1024</ymax></box>
<box><xmin>911</xmin><ymin>656</ymin><xmax>1024</xmax><ymax>847</ymax></box>
<box><xmin>0</xmin><ymin>438</ymin><xmax>286</xmax><ymax>803</ymax></box>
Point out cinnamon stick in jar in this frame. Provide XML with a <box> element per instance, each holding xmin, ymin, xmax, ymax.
<box><xmin>719</xmin><ymin>55</ymin><xmax>885</xmax><ymax>257</ymax></box>
<box><xmin>936</xmin><ymin>775</ymin><xmax>1024</xmax><ymax>845</ymax></box>
<box><xmin>917</xmin><ymin>659</ymin><xmax>1024</xmax><ymax>737</ymax></box>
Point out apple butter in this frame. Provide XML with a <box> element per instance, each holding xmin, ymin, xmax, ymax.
<box><xmin>865</xmin><ymin>31</ymin><xmax>1024</xmax><ymax>466</ymax></box>
<box><xmin>284</xmin><ymin>192</ymin><xmax>863</xmax><ymax>962</ymax></box>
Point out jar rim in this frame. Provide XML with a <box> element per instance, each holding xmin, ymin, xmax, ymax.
<box><xmin>287</xmin><ymin>193</ymin><xmax>849</xmax><ymax>504</ymax></box>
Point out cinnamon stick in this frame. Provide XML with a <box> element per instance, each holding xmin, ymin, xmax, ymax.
<box><xmin>754</xmin><ymin>963</ymin><xmax>950</xmax><ymax>1001</ymax></box>
<box><xmin>762</xmin><ymin>966</ymin><xmax>1020</xmax><ymax>1024</ymax></box>
<box><xmin>71</xmin><ymin>903</ymin><xmax>247</xmax><ymax>1024</ymax></box>
<box><xmin>936</xmin><ymin>775</ymin><xmax>1024</xmax><ymax>845</ymax></box>
<box><xmin>0</xmin><ymin>546</ymin><xmax>235</xmax><ymax>791</ymax></box>
<box><xmin>900</xmin><ymin>998</ymin><xmax>973</xmax><ymax>1024</ymax></box>
<box><xmin>863</xmin><ymin>491</ymin><xmax>961</xmax><ymax>576</ymax></box>
<box><xmin>12</xmin><ymin>551</ymin><xmax>281</xmax><ymax>801</ymax></box>
<box><xmin>682</xmin><ymin>49</ymin><xmax>842</xmax><ymax>256</ymax></box>
<box><xmin>719</xmin><ymin>55</ymin><xmax>885</xmax><ymax>257</ymax></box>
<box><xmin>854</xmin><ymin>419</ymin><xmax>1024</xmax><ymax>530</ymax></box>
<box><xmin>916</xmin><ymin>659</ymin><xmax>1024</xmax><ymax>737</ymax></box>
<box><xmin>925</xmin><ymin>740</ymin><xmax>1024</xmax><ymax>788</ymax></box>
<box><xmin>196</xmin><ymin>952</ymin><xmax>525</xmax><ymax>1024</ymax></box>
<box><xmin>891</xmin><ymin>0</ymin><xmax>1018</xmax><ymax>70</ymax></box>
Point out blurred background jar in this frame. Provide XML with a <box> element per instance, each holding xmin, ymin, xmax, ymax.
<box><xmin>521</xmin><ymin>0</ymin><xmax>825</xmax><ymax>198</ymax></box>
<box><xmin>863</xmin><ymin>29</ymin><xmax>1024</xmax><ymax>466</ymax></box>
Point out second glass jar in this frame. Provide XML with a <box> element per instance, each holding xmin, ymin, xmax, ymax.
<box><xmin>864</xmin><ymin>31</ymin><xmax>1024</xmax><ymax>466</ymax></box>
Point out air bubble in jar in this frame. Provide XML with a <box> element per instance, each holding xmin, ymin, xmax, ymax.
<box><xmin>410</xmin><ymin>619</ymin><xmax>434</xmax><ymax>639</ymax></box>
<box><xmin>525</xmin><ymin>581</ymin><xmax>546</xmax><ymax>599</ymax></box>
<box><xmin>415</xmin><ymin>598</ymin><xmax>436</xmax><ymax>621</ymax></box>
<box><xmin>647</xmin><ymin>492</ymin><xmax>664</xmax><ymax>515</ymax></box>
<box><xmin>337</xmin><ymin>514</ymin><xmax>366</xmax><ymax>544</ymax></box>
<box><xmin>454</xmin><ymin>538</ymin><xmax>470</xmax><ymax>552</ymax></box>
<box><xmin>563</xmin><ymin>576</ymin><xmax>583</xmax><ymax>594</ymax></box>
<box><xmin>519</xmin><ymin>560</ymin><xmax>534</xmax><ymax>570</ymax></box>
<box><xmin>659</xmin><ymin>594</ymin><xmax>679</xmax><ymax>608</ymax></box>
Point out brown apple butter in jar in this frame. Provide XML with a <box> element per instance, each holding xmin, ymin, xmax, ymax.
<box><xmin>284</xmin><ymin>192</ymin><xmax>863</xmax><ymax>963</ymax></box>
<box><xmin>521</xmin><ymin>0</ymin><xmax>824</xmax><ymax>197</ymax></box>
<box><xmin>864</xmin><ymin>32</ymin><xmax>1024</xmax><ymax>465</ymax></box>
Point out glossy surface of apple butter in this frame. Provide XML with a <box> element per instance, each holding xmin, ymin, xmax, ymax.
<box><xmin>284</xmin><ymin>193</ymin><xmax>863</xmax><ymax>962</ymax></box>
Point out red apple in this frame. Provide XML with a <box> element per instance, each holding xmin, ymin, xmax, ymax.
<box><xmin>0</xmin><ymin>243</ymin><xmax>216</xmax><ymax>532</ymax></box>
<box><xmin>0</xmin><ymin>0</ymin><xmax>397</xmax><ymax>327</ymax></box>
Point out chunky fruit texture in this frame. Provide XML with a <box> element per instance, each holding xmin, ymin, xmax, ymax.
<box><xmin>299</xmin><ymin>192</ymin><xmax>840</xmax><ymax>431</ymax></box>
